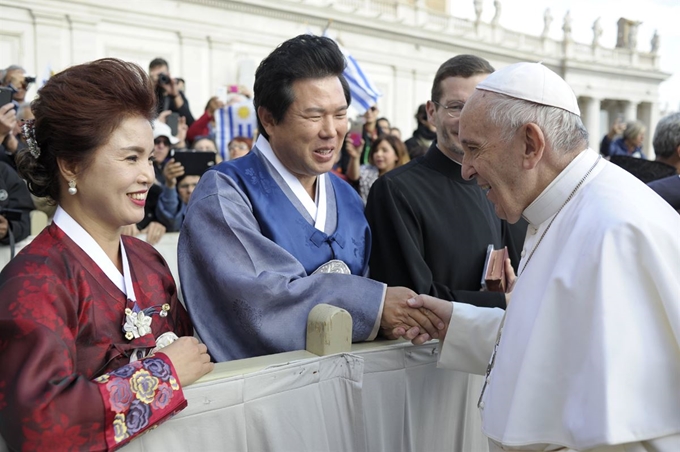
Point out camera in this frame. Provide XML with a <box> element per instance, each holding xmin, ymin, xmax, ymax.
<box><xmin>158</xmin><ymin>73</ymin><xmax>172</xmax><ymax>85</ymax></box>
<box><xmin>23</xmin><ymin>76</ymin><xmax>36</xmax><ymax>85</ymax></box>
<box><xmin>0</xmin><ymin>87</ymin><xmax>12</xmax><ymax>107</ymax></box>
<box><xmin>0</xmin><ymin>208</ymin><xmax>23</xmax><ymax>222</ymax></box>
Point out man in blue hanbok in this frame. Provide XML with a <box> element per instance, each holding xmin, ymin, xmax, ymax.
<box><xmin>179</xmin><ymin>35</ymin><xmax>443</xmax><ymax>361</ymax></box>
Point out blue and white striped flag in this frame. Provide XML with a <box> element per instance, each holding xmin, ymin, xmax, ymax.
<box><xmin>337</xmin><ymin>45</ymin><xmax>382</xmax><ymax>114</ymax></box>
<box><xmin>214</xmin><ymin>100</ymin><xmax>257</xmax><ymax>160</ymax></box>
<box><xmin>313</xmin><ymin>29</ymin><xmax>382</xmax><ymax>114</ymax></box>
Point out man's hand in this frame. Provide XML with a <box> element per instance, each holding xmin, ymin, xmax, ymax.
<box><xmin>406</xmin><ymin>295</ymin><xmax>453</xmax><ymax>345</ymax></box>
<box><xmin>163</xmin><ymin>159</ymin><xmax>185</xmax><ymax>189</ymax></box>
<box><xmin>158</xmin><ymin>71</ymin><xmax>179</xmax><ymax>98</ymax></box>
<box><xmin>157</xmin><ymin>110</ymin><xmax>172</xmax><ymax>124</ymax></box>
<box><xmin>0</xmin><ymin>103</ymin><xmax>17</xmax><ymax>142</ymax></box>
<box><xmin>381</xmin><ymin>287</ymin><xmax>446</xmax><ymax>341</ymax></box>
<box><xmin>0</xmin><ymin>215</ymin><xmax>8</xmax><ymax>240</ymax></box>
<box><xmin>607</xmin><ymin>117</ymin><xmax>626</xmax><ymax>139</ymax></box>
<box><xmin>142</xmin><ymin>221</ymin><xmax>166</xmax><ymax>245</ymax></box>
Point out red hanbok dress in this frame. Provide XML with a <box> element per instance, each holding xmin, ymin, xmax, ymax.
<box><xmin>0</xmin><ymin>208</ymin><xmax>193</xmax><ymax>451</ymax></box>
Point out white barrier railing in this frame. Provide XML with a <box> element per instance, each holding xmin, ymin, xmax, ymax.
<box><xmin>122</xmin><ymin>340</ymin><xmax>487</xmax><ymax>452</ymax></box>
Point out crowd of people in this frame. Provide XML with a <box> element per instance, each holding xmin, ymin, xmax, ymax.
<box><xmin>0</xmin><ymin>32</ymin><xmax>679</xmax><ymax>451</ymax></box>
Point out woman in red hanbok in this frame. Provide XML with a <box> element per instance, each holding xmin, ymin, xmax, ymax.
<box><xmin>0</xmin><ymin>58</ymin><xmax>213</xmax><ymax>451</ymax></box>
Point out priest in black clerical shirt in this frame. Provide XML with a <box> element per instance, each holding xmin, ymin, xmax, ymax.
<box><xmin>366</xmin><ymin>55</ymin><xmax>526</xmax><ymax>309</ymax></box>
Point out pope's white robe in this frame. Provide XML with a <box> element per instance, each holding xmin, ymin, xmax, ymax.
<box><xmin>439</xmin><ymin>149</ymin><xmax>680</xmax><ymax>452</ymax></box>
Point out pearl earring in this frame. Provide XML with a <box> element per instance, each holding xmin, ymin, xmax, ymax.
<box><xmin>68</xmin><ymin>180</ymin><xmax>77</xmax><ymax>195</ymax></box>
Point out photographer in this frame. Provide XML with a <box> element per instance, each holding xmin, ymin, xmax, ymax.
<box><xmin>148</xmin><ymin>58</ymin><xmax>194</xmax><ymax>126</ymax></box>
<box><xmin>1</xmin><ymin>65</ymin><xmax>33</xmax><ymax>107</ymax></box>
<box><xmin>0</xmin><ymin>161</ymin><xmax>34</xmax><ymax>246</ymax></box>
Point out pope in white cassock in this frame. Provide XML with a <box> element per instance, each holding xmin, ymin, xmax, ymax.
<box><xmin>407</xmin><ymin>63</ymin><xmax>680</xmax><ymax>452</ymax></box>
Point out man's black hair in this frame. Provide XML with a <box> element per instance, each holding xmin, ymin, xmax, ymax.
<box><xmin>253</xmin><ymin>35</ymin><xmax>350</xmax><ymax>140</ymax></box>
<box><xmin>149</xmin><ymin>58</ymin><xmax>169</xmax><ymax>71</ymax></box>
<box><xmin>431</xmin><ymin>55</ymin><xmax>494</xmax><ymax>103</ymax></box>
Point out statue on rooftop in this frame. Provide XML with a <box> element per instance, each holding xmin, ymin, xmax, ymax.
<box><xmin>542</xmin><ymin>8</ymin><xmax>552</xmax><ymax>38</ymax></box>
<box><xmin>474</xmin><ymin>0</ymin><xmax>483</xmax><ymax>25</ymax></box>
<box><xmin>651</xmin><ymin>29</ymin><xmax>659</xmax><ymax>54</ymax></box>
<box><xmin>562</xmin><ymin>10</ymin><xmax>572</xmax><ymax>42</ymax></box>
<box><xmin>592</xmin><ymin>17</ymin><xmax>602</xmax><ymax>47</ymax></box>
<box><xmin>491</xmin><ymin>0</ymin><xmax>501</xmax><ymax>26</ymax></box>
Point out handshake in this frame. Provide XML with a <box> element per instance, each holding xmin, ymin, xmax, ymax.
<box><xmin>380</xmin><ymin>287</ymin><xmax>453</xmax><ymax>346</ymax></box>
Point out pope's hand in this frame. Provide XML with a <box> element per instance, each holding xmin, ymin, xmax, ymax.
<box><xmin>406</xmin><ymin>295</ymin><xmax>453</xmax><ymax>345</ymax></box>
<box><xmin>504</xmin><ymin>257</ymin><xmax>517</xmax><ymax>307</ymax></box>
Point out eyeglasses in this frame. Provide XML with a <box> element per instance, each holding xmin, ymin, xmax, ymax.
<box><xmin>154</xmin><ymin>138</ymin><xmax>170</xmax><ymax>147</ymax></box>
<box><xmin>432</xmin><ymin>100</ymin><xmax>465</xmax><ymax>118</ymax></box>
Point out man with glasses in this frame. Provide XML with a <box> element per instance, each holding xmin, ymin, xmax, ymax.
<box><xmin>366</xmin><ymin>55</ymin><xmax>526</xmax><ymax>309</ymax></box>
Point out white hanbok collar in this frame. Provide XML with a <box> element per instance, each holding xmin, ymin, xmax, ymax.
<box><xmin>52</xmin><ymin>206</ymin><xmax>136</xmax><ymax>302</ymax></box>
<box><xmin>522</xmin><ymin>148</ymin><xmax>602</xmax><ymax>227</ymax></box>
<box><xmin>256</xmin><ymin>135</ymin><xmax>327</xmax><ymax>232</ymax></box>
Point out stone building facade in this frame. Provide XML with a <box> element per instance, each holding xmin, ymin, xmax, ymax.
<box><xmin>0</xmin><ymin>0</ymin><xmax>669</xmax><ymax>156</ymax></box>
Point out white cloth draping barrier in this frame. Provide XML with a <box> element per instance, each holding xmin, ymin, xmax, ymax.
<box><xmin>356</xmin><ymin>342</ymin><xmax>487</xmax><ymax>452</ymax></box>
<box><xmin>122</xmin><ymin>353</ymin><xmax>368</xmax><ymax>452</ymax></box>
<box><xmin>122</xmin><ymin>341</ymin><xmax>488</xmax><ymax>452</ymax></box>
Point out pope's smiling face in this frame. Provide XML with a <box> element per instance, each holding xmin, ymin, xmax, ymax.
<box><xmin>459</xmin><ymin>91</ymin><xmax>530</xmax><ymax>223</ymax></box>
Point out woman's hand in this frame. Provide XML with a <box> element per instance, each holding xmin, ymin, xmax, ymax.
<box><xmin>157</xmin><ymin>336</ymin><xmax>214</xmax><ymax>387</ymax></box>
<box><xmin>120</xmin><ymin>224</ymin><xmax>140</xmax><ymax>237</ymax></box>
<box><xmin>141</xmin><ymin>221</ymin><xmax>166</xmax><ymax>245</ymax></box>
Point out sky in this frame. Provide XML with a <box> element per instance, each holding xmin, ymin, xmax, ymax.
<box><xmin>452</xmin><ymin>0</ymin><xmax>680</xmax><ymax>113</ymax></box>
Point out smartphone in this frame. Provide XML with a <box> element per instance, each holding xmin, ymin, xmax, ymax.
<box><xmin>166</xmin><ymin>113</ymin><xmax>180</xmax><ymax>136</ymax></box>
<box><xmin>347</xmin><ymin>118</ymin><xmax>364</xmax><ymax>147</ymax></box>
<box><xmin>171</xmin><ymin>151</ymin><xmax>216</xmax><ymax>176</ymax></box>
<box><xmin>0</xmin><ymin>87</ymin><xmax>13</xmax><ymax>107</ymax></box>
<box><xmin>228</xmin><ymin>84</ymin><xmax>239</xmax><ymax>93</ymax></box>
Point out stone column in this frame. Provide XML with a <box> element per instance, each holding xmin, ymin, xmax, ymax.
<box><xmin>582</xmin><ymin>97</ymin><xmax>601</xmax><ymax>150</ymax></box>
<box><xmin>67</xmin><ymin>14</ymin><xmax>99</xmax><ymax>66</ymax></box>
<box><xmin>179</xmin><ymin>32</ymin><xmax>209</xmax><ymax>121</ymax></box>
<box><xmin>31</xmin><ymin>10</ymin><xmax>69</xmax><ymax>76</ymax></box>
<box><xmin>393</xmin><ymin>66</ymin><xmax>415</xmax><ymax>136</ymax></box>
<box><xmin>623</xmin><ymin>100</ymin><xmax>638</xmax><ymax>122</ymax></box>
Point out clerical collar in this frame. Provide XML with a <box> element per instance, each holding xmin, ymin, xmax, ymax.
<box><xmin>423</xmin><ymin>142</ymin><xmax>475</xmax><ymax>185</ymax></box>
<box><xmin>52</xmin><ymin>206</ymin><xmax>133</xmax><ymax>299</ymax></box>
<box><xmin>523</xmin><ymin>149</ymin><xmax>603</xmax><ymax>227</ymax></box>
<box><xmin>255</xmin><ymin>135</ymin><xmax>327</xmax><ymax>231</ymax></box>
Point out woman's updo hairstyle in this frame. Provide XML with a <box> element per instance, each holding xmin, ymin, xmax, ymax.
<box><xmin>16</xmin><ymin>58</ymin><xmax>157</xmax><ymax>203</ymax></box>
